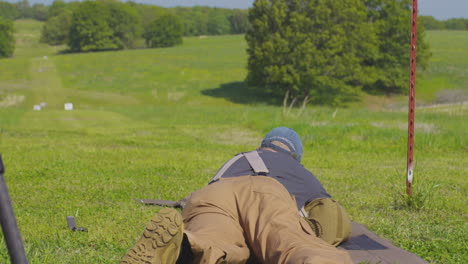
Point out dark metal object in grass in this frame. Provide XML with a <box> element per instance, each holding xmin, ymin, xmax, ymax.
<box><xmin>66</xmin><ymin>216</ymin><xmax>88</xmax><ymax>232</ymax></box>
<box><xmin>406</xmin><ymin>0</ymin><xmax>418</xmax><ymax>196</ymax></box>
<box><xmin>0</xmin><ymin>155</ymin><xmax>29</xmax><ymax>264</ymax></box>
<box><xmin>135</xmin><ymin>198</ymin><xmax>187</xmax><ymax>208</ymax></box>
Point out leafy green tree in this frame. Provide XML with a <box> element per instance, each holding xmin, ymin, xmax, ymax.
<box><xmin>134</xmin><ymin>4</ymin><xmax>166</xmax><ymax>35</ymax></box>
<box><xmin>40</xmin><ymin>1</ymin><xmax>77</xmax><ymax>46</ymax></box>
<box><xmin>363</xmin><ymin>0</ymin><xmax>431</xmax><ymax>94</ymax></box>
<box><xmin>106</xmin><ymin>1</ymin><xmax>140</xmax><ymax>48</ymax></box>
<box><xmin>40</xmin><ymin>9</ymin><xmax>72</xmax><ymax>45</ymax></box>
<box><xmin>0</xmin><ymin>17</ymin><xmax>15</xmax><ymax>58</ymax></box>
<box><xmin>143</xmin><ymin>13</ymin><xmax>183</xmax><ymax>48</ymax></box>
<box><xmin>177</xmin><ymin>7</ymin><xmax>209</xmax><ymax>36</ymax></box>
<box><xmin>67</xmin><ymin>1</ymin><xmax>140</xmax><ymax>52</ymax></box>
<box><xmin>68</xmin><ymin>1</ymin><xmax>117</xmax><ymax>52</ymax></box>
<box><xmin>0</xmin><ymin>1</ymin><xmax>19</xmax><ymax>20</ymax></box>
<box><xmin>246</xmin><ymin>0</ymin><xmax>375</xmax><ymax>105</ymax></box>
<box><xmin>47</xmin><ymin>0</ymin><xmax>67</xmax><ymax>18</ymax></box>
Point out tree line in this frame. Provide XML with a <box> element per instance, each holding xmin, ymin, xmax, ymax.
<box><xmin>0</xmin><ymin>0</ymin><xmax>49</xmax><ymax>21</ymax></box>
<box><xmin>3</xmin><ymin>1</ymin><xmax>468</xmax><ymax>32</ymax></box>
<box><xmin>0</xmin><ymin>0</ymin><xmax>250</xmax><ymax>53</ymax></box>
<box><xmin>420</xmin><ymin>16</ymin><xmax>468</xmax><ymax>30</ymax></box>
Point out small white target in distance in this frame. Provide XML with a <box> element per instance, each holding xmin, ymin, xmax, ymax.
<box><xmin>64</xmin><ymin>103</ymin><xmax>73</xmax><ymax>111</ymax></box>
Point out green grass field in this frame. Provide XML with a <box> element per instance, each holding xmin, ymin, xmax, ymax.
<box><xmin>0</xmin><ymin>20</ymin><xmax>466</xmax><ymax>263</ymax></box>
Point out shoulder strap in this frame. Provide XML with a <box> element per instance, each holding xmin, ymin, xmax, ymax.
<box><xmin>210</xmin><ymin>153</ymin><xmax>244</xmax><ymax>183</ymax></box>
<box><xmin>300</xmin><ymin>206</ymin><xmax>308</xmax><ymax>217</ymax></box>
<box><xmin>210</xmin><ymin>150</ymin><xmax>270</xmax><ymax>183</ymax></box>
<box><xmin>244</xmin><ymin>150</ymin><xmax>269</xmax><ymax>175</ymax></box>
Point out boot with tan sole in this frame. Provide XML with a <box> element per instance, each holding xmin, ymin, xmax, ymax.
<box><xmin>122</xmin><ymin>208</ymin><xmax>184</xmax><ymax>264</ymax></box>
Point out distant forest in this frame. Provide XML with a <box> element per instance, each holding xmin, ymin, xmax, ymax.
<box><xmin>0</xmin><ymin>0</ymin><xmax>251</xmax><ymax>36</ymax></box>
<box><xmin>0</xmin><ymin>0</ymin><xmax>252</xmax><ymax>53</ymax></box>
<box><xmin>1</xmin><ymin>0</ymin><xmax>467</xmax><ymax>32</ymax></box>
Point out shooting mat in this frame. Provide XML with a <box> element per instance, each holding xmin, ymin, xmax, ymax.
<box><xmin>338</xmin><ymin>222</ymin><xmax>428</xmax><ymax>264</ymax></box>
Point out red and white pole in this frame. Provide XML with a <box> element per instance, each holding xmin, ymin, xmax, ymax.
<box><xmin>406</xmin><ymin>0</ymin><xmax>418</xmax><ymax>196</ymax></box>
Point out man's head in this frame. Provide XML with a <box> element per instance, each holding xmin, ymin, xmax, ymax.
<box><xmin>261</xmin><ymin>127</ymin><xmax>303</xmax><ymax>162</ymax></box>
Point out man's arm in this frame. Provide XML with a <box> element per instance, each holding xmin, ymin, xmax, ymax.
<box><xmin>303</xmin><ymin>198</ymin><xmax>352</xmax><ymax>246</ymax></box>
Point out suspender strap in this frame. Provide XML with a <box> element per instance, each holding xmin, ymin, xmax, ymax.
<box><xmin>300</xmin><ymin>206</ymin><xmax>308</xmax><ymax>217</ymax></box>
<box><xmin>211</xmin><ymin>154</ymin><xmax>244</xmax><ymax>183</ymax></box>
<box><xmin>210</xmin><ymin>150</ymin><xmax>270</xmax><ymax>183</ymax></box>
<box><xmin>244</xmin><ymin>150</ymin><xmax>270</xmax><ymax>175</ymax></box>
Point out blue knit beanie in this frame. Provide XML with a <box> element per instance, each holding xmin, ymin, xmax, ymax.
<box><xmin>261</xmin><ymin>127</ymin><xmax>303</xmax><ymax>162</ymax></box>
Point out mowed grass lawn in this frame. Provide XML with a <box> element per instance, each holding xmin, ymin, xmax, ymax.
<box><xmin>0</xmin><ymin>20</ymin><xmax>466</xmax><ymax>263</ymax></box>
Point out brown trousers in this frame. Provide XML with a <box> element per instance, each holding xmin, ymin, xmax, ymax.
<box><xmin>182</xmin><ymin>176</ymin><xmax>352</xmax><ymax>264</ymax></box>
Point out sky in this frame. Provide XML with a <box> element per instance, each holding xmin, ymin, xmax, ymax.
<box><xmin>6</xmin><ymin>0</ymin><xmax>468</xmax><ymax>20</ymax></box>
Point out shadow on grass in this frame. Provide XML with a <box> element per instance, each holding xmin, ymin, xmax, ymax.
<box><xmin>203</xmin><ymin>81</ymin><xmax>363</xmax><ymax>107</ymax></box>
<box><xmin>202</xmin><ymin>81</ymin><xmax>282</xmax><ymax>106</ymax></box>
<box><xmin>55</xmin><ymin>46</ymin><xmax>148</xmax><ymax>55</ymax></box>
<box><xmin>56</xmin><ymin>48</ymin><xmax>122</xmax><ymax>55</ymax></box>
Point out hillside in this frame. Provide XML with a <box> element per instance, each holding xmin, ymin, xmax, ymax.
<box><xmin>0</xmin><ymin>20</ymin><xmax>466</xmax><ymax>263</ymax></box>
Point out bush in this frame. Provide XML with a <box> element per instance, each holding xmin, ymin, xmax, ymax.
<box><xmin>143</xmin><ymin>13</ymin><xmax>183</xmax><ymax>48</ymax></box>
<box><xmin>0</xmin><ymin>17</ymin><xmax>14</xmax><ymax>58</ymax></box>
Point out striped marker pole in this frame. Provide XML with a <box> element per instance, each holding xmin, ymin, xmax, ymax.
<box><xmin>406</xmin><ymin>0</ymin><xmax>418</xmax><ymax>196</ymax></box>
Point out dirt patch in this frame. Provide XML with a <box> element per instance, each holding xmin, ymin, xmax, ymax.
<box><xmin>417</xmin><ymin>101</ymin><xmax>467</xmax><ymax>116</ymax></box>
<box><xmin>364</xmin><ymin>94</ymin><xmax>404</xmax><ymax>111</ymax></box>
<box><xmin>181</xmin><ymin>127</ymin><xmax>262</xmax><ymax>146</ymax></box>
<box><xmin>434</xmin><ymin>90</ymin><xmax>468</xmax><ymax>104</ymax></box>
<box><xmin>211</xmin><ymin>128</ymin><xmax>262</xmax><ymax>146</ymax></box>
<box><xmin>370</xmin><ymin>122</ymin><xmax>438</xmax><ymax>133</ymax></box>
<box><xmin>309</xmin><ymin>121</ymin><xmax>329</xmax><ymax>126</ymax></box>
<box><xmin>351</xmin><ymin>135</ymin><xmax>365</xmax><ymax>141</ymax></box>
<box><xmin>167</xmin><ymin>91</ymin><xmax>185</xmax><ymax>102</ymax></box>
<box><xmin>0</xmin><ymin>94</ymin><xmax>25</xmax><ymax>107</ymax></box>
<box><xmin>309</xmin><ymin>121</ymin><xmax>357</xmax><ymax>127</ymax></box>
